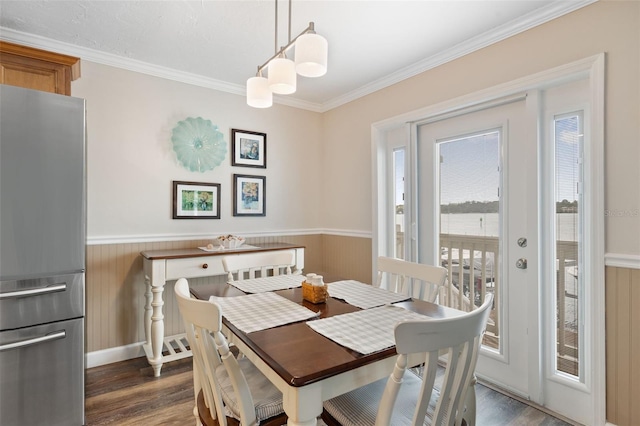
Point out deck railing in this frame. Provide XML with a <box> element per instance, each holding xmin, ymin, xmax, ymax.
<box><xmin>396</xmin><ymin>231</ymin><xmax>579</xmax><ymax>372</ymax></box>
<box><xmin>556</xmin><ymin>240</ymin><xmax>579</xmax><ymax>365</ymax></box>
<box><xmin>439</xmin><ymin>233</ymin><xmax>500</xmax><ymax>337</ymax></box>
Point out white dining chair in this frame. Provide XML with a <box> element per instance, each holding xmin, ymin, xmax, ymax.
<box><xmin>322</xmin><ymin>294</ymin><xmax>494</xmax><ymax>426</ymax></box>
<box><xmin>376</xmin><ymin>256</ymin><xmax>448</xmax><ymax>303</ymax></box>
<box><xmin>174</xmin><ymin>278</ymin><xmax>288</xmax><ymax>426</ymax></box>
<box><xmin>222</xmin><ymin>250</ymin><xmax>298</xmax><ymax>281</ymax></box>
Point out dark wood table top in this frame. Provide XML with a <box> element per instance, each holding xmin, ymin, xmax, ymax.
<box><xmin>191</xmin><ymin>280</ymin><xmax>463</xmax><ymax>387</ymax></box>
<box><xmin>141</xmin><ymin>242</ymin><xmax>304</xmax><ymax>260</ymax></box>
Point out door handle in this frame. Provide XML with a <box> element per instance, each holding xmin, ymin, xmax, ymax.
<box><xmin>516</xmin><ymin>258</ymin><xmax>528</xmax><ymax>269</ymax></box>
<box><xmin>0</xmin><ymin>283</ymin><xmax>66</xmax><ymax>299</ymax></box>
<box><xmin>0</xmin><ymin>330</ymin><xmax>66</xmax><ymax>352</ymax></box>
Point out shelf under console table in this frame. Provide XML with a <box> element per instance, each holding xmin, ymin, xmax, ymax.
<box><xmin>140</xmin><ymin>242</ymin><xmax>305</xmax><ymax>376</ymax></box>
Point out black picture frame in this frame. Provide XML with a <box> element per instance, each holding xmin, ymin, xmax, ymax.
<box><xmin>231</xmin><ymin>129</ymin><xmax>267</xmax><ymax>168</ymax></box>
<box><xmin>233</xmin><ymin>174</ymin><xmax>266</xmax><ymax>216</ymax></box>
<box><xmin>172</xmin><ymin>181</ymin><xmax>221</xmax><ymax>219</ymax></box>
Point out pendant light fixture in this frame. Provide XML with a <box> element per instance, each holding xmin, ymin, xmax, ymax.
<box><xmin>268</xmin><ymin>54</ymin><xmax>297</xmax><ymax>94</ymax></box>
<box><xmin>246</xmin><ymin>0</ymin><xmax>328</xmax><ymax>108</ymax></box>
<box><xmin>294</xmin><ymin>23</ymin><xmax>328</xmax><ymax>78</ymax></box>
<box><xmin>246</xmin><ymin>73</ymin><xmax>272</xmax><ymax>108</ymax></box>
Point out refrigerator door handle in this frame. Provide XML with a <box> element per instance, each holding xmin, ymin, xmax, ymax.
<box><xmin>0</xmin><ymin>330</ymin><xmax>66</xmax><ymax>352</ymax></box>
<box><xmin>0</xmin><ymin>283</ymin><xmax>66</xmax><ymax>300</ymax></box>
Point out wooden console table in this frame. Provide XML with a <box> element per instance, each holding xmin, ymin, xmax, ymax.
<box><xmin>140</xmin><ymin>242</ymin><xmax>305</xmax><ymax>376</ymax></box>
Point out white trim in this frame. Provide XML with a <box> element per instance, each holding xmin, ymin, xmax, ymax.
<box><xmin>87</xmin><ymin>229</ymin><xmax>322</xmax><ymax>245</ymax></box>
<box><xmin>87</xmin><ymin>228</ymin><xmax>372</xmax><ymax>245</ymax></box>
<box><xmin>590</xmin><ymin>53</ymin><xmax>607</xmax><ymax>426</ymax></box>
<box><xmin>605</xmin><ymin>253</ymin><xmax>640</xmax><ymax>269</ymax></box>
<box><xmin>85</xmin><ymin>341</ymin><xmax>144</xmax><ymax>369</ymax></box>
<box><xmin>372</xmin><ymin>54</ymin><xmax>600</xmax><ymax>132</ymax></box>
<box><xmin>320</xmin><ymin>229</ymin><xmax>372</xmax><ymax>239</ymax></box>
<box><xmin>0</xmin><ymin>0</ymin><xmax>595</xmax><ymax>113</ymax></box>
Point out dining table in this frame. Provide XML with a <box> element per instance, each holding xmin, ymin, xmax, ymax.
<box><xmin>190</xmin><ymin>275</ymin><xmax>464</xmax><ymax>426</ymax></box>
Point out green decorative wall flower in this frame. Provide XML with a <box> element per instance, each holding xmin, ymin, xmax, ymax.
<box><xmin>171</xmin><ymin>117</ymin><xmax>227</xmax><ymax>172</ymax></box>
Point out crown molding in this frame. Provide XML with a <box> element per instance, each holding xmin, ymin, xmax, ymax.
<box><xmin>0</xmin><ymin>0</ymin><xmax>596</xmax><ymax>113</ymax></box>
<box><xmin>0</xmin><ymin>27</ymin><xmax>245</xmax><ymax>94</ymax></box>
<box><xmin>320</xmin><ymin>0</ymin><xmax>597</xmax><ymax>112</ymax></box>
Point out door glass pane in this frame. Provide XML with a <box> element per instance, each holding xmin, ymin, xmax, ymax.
<box><xmin>394</xmin><ymin>148</ymin><xmax>405</xmax><ymax>259</ymax></box>
<box><xmin>438</xmin><ymin>130</ymin><xmax>500</xmax><ymax>350</ymax></box>
<box><xmin>554</xmin><ymin>113</ymin><xmax>582</xmax><ymax>379</ymax></box>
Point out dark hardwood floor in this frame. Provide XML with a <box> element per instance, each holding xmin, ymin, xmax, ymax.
<box><xmin>85</xmin><ymin>356</ymin><xmax>578</xmax><ymax>426</ymax></box>
<box><xmin>85</xmin><ymin>357</ymin><xmax>195</xmax><ymax>425</ymax></box>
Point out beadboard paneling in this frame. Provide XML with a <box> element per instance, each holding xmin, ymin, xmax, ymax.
<box><xmin>605</xmin><ymin>265</ymin><xmax>640</xmax><ymax>425</ymax></box>
<box><xmin>321</xmin><ymin>234</ymin><xmax>373</xmax><ymax>284</ymax></box>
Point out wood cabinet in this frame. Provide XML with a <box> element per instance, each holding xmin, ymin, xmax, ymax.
<box><xmin>0</xmin><ymin>41</ymin><xmax>80</xmax><ymax>95</ymax></box>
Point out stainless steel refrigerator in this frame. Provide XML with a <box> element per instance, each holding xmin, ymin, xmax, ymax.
<box><xmin>0</xmin><ymin>84</ymin><xmax>86</xmax><ymax>425</ymax></box>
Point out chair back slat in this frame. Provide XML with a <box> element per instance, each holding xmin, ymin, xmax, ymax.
<box><xmin>189</xmin><ymin>321</ymin><xmax>219</xmax><ymax>422</ymax></box>
<box><xmin>413</xmin><ymin>351</ymin><xmax>439</xmax><ymax>425</ymax></box>
<box><xmin>222</xmin><ymin>251</ymin><xmax>295</xmax><ymax>281</ymax></box>
<box><xmin>374</xmin><ymin>353</ymin><xmax>403</xmax><ymax>425</ymax></box>
<box><xmin>376</xmin><ymin>256</ymin><xmax>447</xmax><ymax>303</ymax></box>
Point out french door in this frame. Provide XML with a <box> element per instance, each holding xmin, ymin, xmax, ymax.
<box><xmin>402</xmin><ymin>77</ymin><xmax>600</xmax><ymax>424</ymax></box>
<box><xmin>374</xmin><ymin>56</ymin><xmax>604</xmax><ymax>425</ymax></box>
<box><xmin>416</xmin><ymin>96</ymin><xmax>536</xmax><ymax>397</ymax></box>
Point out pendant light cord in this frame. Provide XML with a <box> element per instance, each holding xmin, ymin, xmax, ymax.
<box><xmin>274</xmin><ymin>0</ymin><xmax>278</xmax><ymax>54</ymax></box>
<box><xmin>254</xmin><ymin>0</ymin><xmax>324</xmax><ymax>76</ymax></box>
<box><xmin>275</xmin><ymin>0</ymin><xmax>292</xmax><ymax>54</ymax></box>
<box><xmin>288</xmin><ymin>0</ymin><xmax>292</xmax><ymax>43</ymax></box>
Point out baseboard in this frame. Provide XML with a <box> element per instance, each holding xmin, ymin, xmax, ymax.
<box><xmin>86</xmin><ymin>341</ymin><xmax>145</xmax><ymax>369</ymax></box>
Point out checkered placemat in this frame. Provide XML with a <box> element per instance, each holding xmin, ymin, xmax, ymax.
<box><xmin>210</xmin><ymin>292</ymin><xmax>318</xmax><ymax>334</ymax></box>
<box><xmin>306</xmin><ymin>305</ymin><xmax>430</xmax><ymax>355</ymax></box>
<box><xmin>327</xmin><ymin>280</ymin><xmax>411</xmax><ymax>309</ymax></box>
<box><xmin>228</xmin><ymin>274</ymin><xmax>305</xmax><ymax>294</ymax></box>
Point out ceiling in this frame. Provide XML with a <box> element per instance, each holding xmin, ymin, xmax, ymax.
<box><xmin>0</xmin><ymin>1</ymin><xmax>592</xmax><ymax>111</ymax></box>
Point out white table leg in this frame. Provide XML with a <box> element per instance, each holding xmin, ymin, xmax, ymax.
<box><xmin>144</xmin><ymin>276</ymin><xmax>152</xmax><ymax>351</ymax></box>
<box><xmin>149</xmin><ymin>283</ymin><xmax>165</xmax><ymax>377</ymax></box>
<box><xmin>287</xmin><ymin>419</ymin><xmax>317</xmax><ymax>426</ymax></box>
<box><xmin>285</xmin><ymin>415</ymin><xmax>318</xmax><ymax>426</ymax></box>
<box><xmin>283</xmin><ymin>386</ymin><xmax>321</xmax><ymax>426</ymax></box>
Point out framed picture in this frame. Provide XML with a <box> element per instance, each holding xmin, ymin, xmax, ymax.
<box><xmin>173</xmin><ymin>181</ymin><xmax>221</xmax><ymax>219</ymax></box>
<box><xmin>231</xmin><ymin>129</ymin><xmax>267</xmax><ymax>168</ymax></box>
<box><xmin>233</xmin><ymin>174</ymin><xmax>266</xmax><ymax>216</ymax></box>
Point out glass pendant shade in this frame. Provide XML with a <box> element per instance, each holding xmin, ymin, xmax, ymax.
<box><xmin>246</xmin><ymin>76</ymin><xmax>272</xmax><ymax>108</ymax></box>
<box><xmin>295</xmin><ymin>33</ymin><xmax>328</xmax><ymax>77</ymax></box>
<box><xmin>268</xmin><ymin>57</ymin><xmax>297</xmax><ymax>94</ymax></box>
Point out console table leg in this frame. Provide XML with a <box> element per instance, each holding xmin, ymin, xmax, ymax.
<box><xmin>150</xmin><ymin>284</ymin><xmax>165</xmax><ymax>377</ymax></box>
<box><xmin>144</xmin><ymin>277</ymin><xmax>152</xmax><ymax>348</ymax></box>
